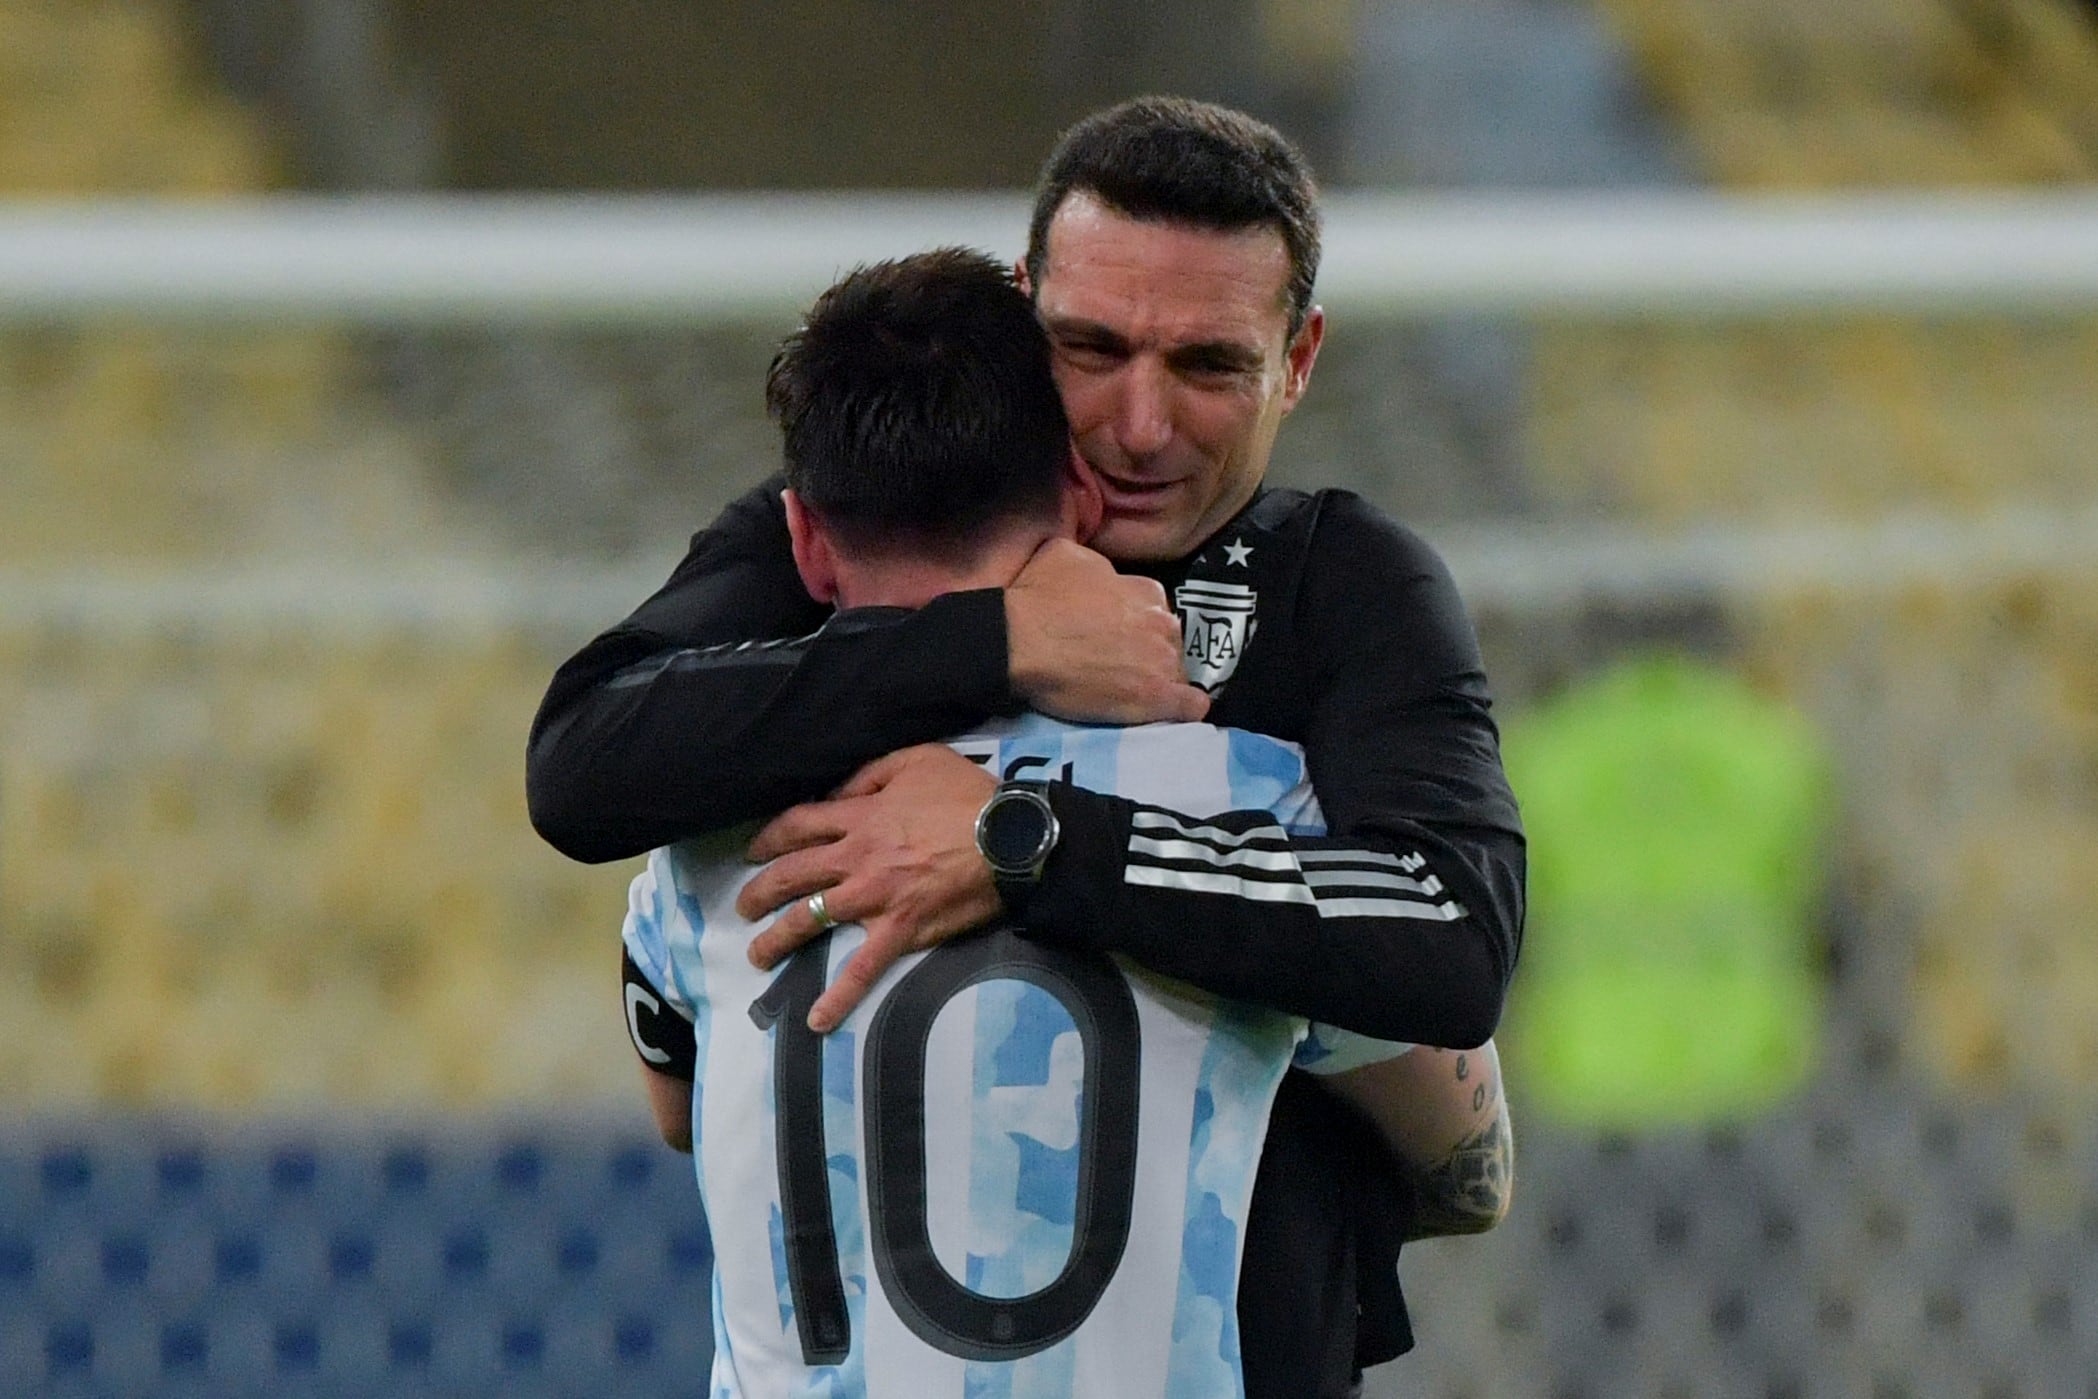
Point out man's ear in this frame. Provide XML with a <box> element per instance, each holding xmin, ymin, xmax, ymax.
<box><xmin>1058</xmin><ymin>445</ymin><xmax>1104</xmax><ymax>542</ymax></box>
<box><xmin>782</xmin><ymin>489</ymin><xmax>839</xmax><ymax>604</ymax></box>
<box><xmin>1013</xmin><ymin>256</ymin><xmax>1033</xmax><ymax>298</ymax></box>
<box><xmin>1281</xmin><ymin>305</ymin><xmax>1325</xmax><ymax>411</ymax></box>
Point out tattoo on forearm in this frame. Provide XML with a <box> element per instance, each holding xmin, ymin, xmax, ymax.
<box><xmin>1405</xmin><ymin>1112</ymin><xmax>1514</xmax><ymax>1241</ymax></box>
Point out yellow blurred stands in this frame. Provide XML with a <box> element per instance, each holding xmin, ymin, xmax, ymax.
<box><xmin>1601</xmin><ymin>0</ymin><xmax>2096</xmax><ymax>186</ymax></box>
<box><xmin>0</xmin><ymin>0</ymin><xmax>278</xmax><ymax>196</ymax></box>
<box><xmin>0</xmin><ymin>615</ymin><xmax>640</xmax><ymax>1111</ymax></box>
<box><xmin>1916</xmin><ymin>819</ymin><xmax>2098</xmax><ymax>1090</ymax></box>
<box><xmin>0</xmin><ymin>1</ymin><xmax>627</xmax><ymax>1113</ymax></box>
<box><xmin>1528</xmin><ymin>316</ymin><xmax>2098</xmax><ymax>524</ymax></box>
<box><xmin>0</xmin><ymin>0</ymin><xmax>372</xmax><ymax>567</ymax></box>
<box><xmin>1736</xmin><ymin>567</ymin><xmax>2098</xmax><ymax>1099</ymax></box>
<box><xmin>0</xmin><ymin>0</ymin><xmax>268</xmax><ymax>193</ymax></box>
<box><xmin>1555</xmin><ymin>0</ymin><xmax>2098</xmax><ymax>1101</ymax></box>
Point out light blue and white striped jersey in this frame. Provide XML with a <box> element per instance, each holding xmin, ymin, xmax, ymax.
<box><xmin>622</xmin><ymin>715</ymin><xmax>1410</xmax><ymax>1399</ymax></box>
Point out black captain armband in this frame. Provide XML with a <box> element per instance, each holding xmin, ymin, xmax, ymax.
<box><xmin>622</xmin><ymin>946</ymin><xmax>697</xmax><ymax>1081</ymax></box>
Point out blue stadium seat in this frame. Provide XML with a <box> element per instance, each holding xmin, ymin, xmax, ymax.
<box><xmin>0</xmin><ymin>1116</ymin><xmax>716</xmax><ymax>1396</ymax></box>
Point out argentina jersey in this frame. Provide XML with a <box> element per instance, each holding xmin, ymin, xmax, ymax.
<box><xmin>621</xmin><ymin>716</ymin><xmax>1411</xmax><ymax>1399</ymax></box>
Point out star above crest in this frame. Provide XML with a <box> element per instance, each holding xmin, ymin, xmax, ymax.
<box><xmin>1222</xmin><ymin>538</ymin><xmax>1253</xmax><ymax>567</ymax></box>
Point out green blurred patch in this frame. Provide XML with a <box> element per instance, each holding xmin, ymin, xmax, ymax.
<box><xmin>1501</xmin><ymin>653</ymin><xmax>1832</xmax><ymax>1126</ymax></box>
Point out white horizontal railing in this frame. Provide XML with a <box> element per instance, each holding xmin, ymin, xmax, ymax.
<box><xmin>3</xmin><ymin>190</ymin><xmax>2098</xmax><ymax>322</ymax></box>
<box><xmin>3</xmin><ymin>500</ymin><xmax>2092</xmax><ymax>633</ymax></box>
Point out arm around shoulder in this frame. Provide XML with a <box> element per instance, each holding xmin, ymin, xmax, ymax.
<box><xmin>526</xmin><ymin>480</ymin><xmax>1015</xmax><ymax>860</ymax></box>
<box><xmin>527</xmin><ymin>481</ymin><xmax>821</xmax><ymax>860</ymax></box>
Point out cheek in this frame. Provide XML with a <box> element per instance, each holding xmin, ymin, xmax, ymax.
<box><xmin>1050</xmin><ymin>370</ymin><xmax>1108</xmax><ymax>432</ymax></box>
<box><xmin>1186</xmin><ymin>398</ymin><xmax>1263</xmax><ymax>463</ymax></box>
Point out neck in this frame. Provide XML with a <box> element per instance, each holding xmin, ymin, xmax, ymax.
<box><xmin>832</xmin><ymin>527</ymin><xmax>1048</xmax><ymax>610</ymax></box>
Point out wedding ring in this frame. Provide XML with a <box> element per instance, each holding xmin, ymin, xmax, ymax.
<box><xmin>805</xmin><ymin>890</ymin><xmax>839</xmax><ymax>931</ymax></box>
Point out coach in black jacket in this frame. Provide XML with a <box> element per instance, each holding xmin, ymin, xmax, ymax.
<box><xmin>528</xmin><ymin>97</ymin><xmax>1524</xmax><ymax>1399</ymax></box>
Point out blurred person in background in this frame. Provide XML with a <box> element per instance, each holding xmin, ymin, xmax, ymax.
<box><xmin>532</xmin><ymin>96</ymin><xmax>1523</xmax><ymax>1398</ymax></box>
<box><xmin>616</xmin><ymin>244</ymin><xmax>1511</xmax><ymax>1397</ymax></box>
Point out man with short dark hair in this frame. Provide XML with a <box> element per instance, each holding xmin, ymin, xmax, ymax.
<box><xmin>536</xmin><ymin>96</ymin><xmax>1523</xmax><ymax>1398</ymax></box>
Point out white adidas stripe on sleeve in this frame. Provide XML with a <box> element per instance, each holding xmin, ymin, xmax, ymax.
<box><xmin>1124</xmin><ymin>814</ymin><xmax>1470</xmax><ymax>923</ymax></box>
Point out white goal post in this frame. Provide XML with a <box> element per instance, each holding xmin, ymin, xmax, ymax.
<box><xmin>2</xmin><ymin>190</ymin><xmax>2098</xmax><ymax>322</ymax></box>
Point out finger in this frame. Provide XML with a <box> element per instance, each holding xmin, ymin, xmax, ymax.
<box><xmin>833</xmin><ymin>747</ymin><xmax>916</xmax><ymax>802</ymax></box>
<box><xmin>746</xmin><ymin>883</ymin><xmax>854</xmax><ymax>971</ymax></box>
<box><xmin>747</xmin><ymin>797</ymin><xmax>856</xmax><ymax>863</ymax></box>
<box><xmin>1145</xmin><ymin>613</ymin><xmax>1185</xmax><ymax>656</ymax></box>
<box><xmin>746</xmin><ymin>908</ymin><xmax>812</xmax><ymax>973</ymax></box>
<box><xmin>1166</xmin><ymin>683</ymin><xmax>1212</xmax><ymax>722</ymax></box>
<box><xmin>1127</xmin><ymin>575</ymin><xmax>1172</xmax><ymax>611</ymax></box>
<box><xmin>736</xmin><ymin>843</ymin><xmax>850</xmax><ymax>922</ymax></box>
<box><xmin>807</xmin><ymin>929</ymin><xmax>906</xmax><ymax>1033</ymax></box>
<box><xmin>1112</xmin><ymin>683</ymin><xmax>1210</xmax><ymax>726</ymax></box>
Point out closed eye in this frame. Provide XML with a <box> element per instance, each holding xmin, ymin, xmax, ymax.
<box><xmin>1170</xmin><ymin>345</ymin><xmax>1263</xmax><ymax>383</ymax></box>
<box><xmin>1053</xmin><ymin>335</ymin><xmax>1128</xmax><ymax>371</ymax></box>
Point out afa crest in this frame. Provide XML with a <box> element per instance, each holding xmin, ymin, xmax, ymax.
<box><xmin>1174</xmin><ymin>579</ymin><xmax>1257</xmax><ymax>693</ymax></box>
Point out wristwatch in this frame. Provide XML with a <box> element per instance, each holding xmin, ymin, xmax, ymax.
<box><xmin>974</xmin><ymin>781</ymin><xmax>1061</xmax><ymax>889</ymax></box>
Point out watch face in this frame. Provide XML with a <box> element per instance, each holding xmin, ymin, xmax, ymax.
<box><xmin>981</xmin><ymin>791</ymin><xmax>1052</xmax><ymax>873</ymax></box>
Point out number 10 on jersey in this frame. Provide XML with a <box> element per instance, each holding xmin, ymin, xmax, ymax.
<box><xmin>750</xmin><ymin>928</ymin><xmax>1143</xmax><ymax>1364</ymax></box>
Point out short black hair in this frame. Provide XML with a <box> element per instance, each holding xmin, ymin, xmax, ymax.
<box><xmin>1025</xmin><ymin>95</ymin><xmax>1321</xmax><ymax>334</ymax></box>
<box><xmin>765</xmin><ymin>246</ymin><xmax>1069</xmax><ymax>558</ymax></box>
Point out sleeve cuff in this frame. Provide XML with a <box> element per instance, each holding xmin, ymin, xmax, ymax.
<box><xmin>921</xmin><ymin>587</ymin><xmax>1025</xmax><ymax>716</ymax></box>
<box><xmin>1007</xmin><ymin>783</ymin><xmax>1133</xmax><ymax>948</ymax></box>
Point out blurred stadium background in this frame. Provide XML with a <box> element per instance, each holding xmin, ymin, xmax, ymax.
<box><xmin>3</xmin><ymin>0</ymin><xmax>2097</xmax><ymax>1395</ymax></box>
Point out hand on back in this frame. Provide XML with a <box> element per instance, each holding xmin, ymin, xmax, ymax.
<box><xmin>736</xmin><ymin>745</ymin><xmax>1003</xmax><ymax>1031</ymax></box>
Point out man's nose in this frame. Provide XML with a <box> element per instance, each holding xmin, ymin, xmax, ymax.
<box><xmin>1111</xmin><ymin>359</ymin><xmax>1174</xmax><ymax>459</ymax></box>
